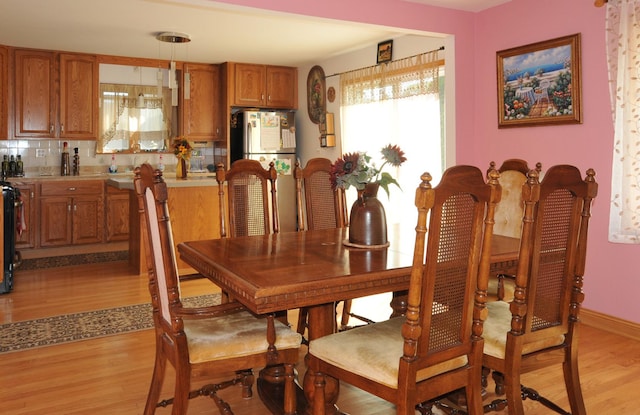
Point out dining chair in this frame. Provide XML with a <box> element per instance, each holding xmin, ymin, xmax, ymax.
<box><xmin>482</xmin><ymin>165</ymin><xmax>598</xmax><ymax>415</ymax></box>
<box><xmin>307</xmin><ymin>165</ymin><xmax>502</xmax><ymax>415</ymax></box>
<box><xmin>133</xmin><ymin>163</ymin><xmax>302</xmax><ymax>415</ymax></box>
<box><xmin>488</xmin><ymin>159</ymin><xmax>542</xmax><ymax>302</ymax></box>
<box><xmin>534</xmin><ymin>79</ymin><xmax>550</xmax><ymax>105</ymax></box>
<box><xmin>216</xmin><ymin>159</ymin><xmax>279</xmax><ymax>238</ymax></box>
<box><xmin>294</xmin><ymin>158</ymin><xmax>366</xmax><ymax>339</ymax></box>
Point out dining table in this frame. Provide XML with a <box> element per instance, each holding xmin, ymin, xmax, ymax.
<box><xmin>178</xmin><ymin>226</ymin><xmax>520</xmax><ymax>415</ymax></box>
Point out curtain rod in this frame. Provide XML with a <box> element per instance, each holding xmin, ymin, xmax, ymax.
<box><xmin>324</xmin><ymin>45</ymin><xmax>445</xmax><ymax>79</ymax></box>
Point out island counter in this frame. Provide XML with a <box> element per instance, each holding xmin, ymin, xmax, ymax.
<box><xmin>107</xmin><ymin>174</ymin><xmax>222</xmax><ymax>276</ymax></box>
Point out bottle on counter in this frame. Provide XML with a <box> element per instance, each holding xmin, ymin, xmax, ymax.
<box><xmin>72</xmin><ymin>148</ymin><xmax>80</xmax><ymax>176</ymax></box>
<box><xmin>1</xmin><ymin>155</ymin><xmax>8</xmax><ymax>179</ymax></box>
<box><xmin>109</xmin><ymin>154</ymin><xmax>118</xmax><ymax>173</ymax></box>
<box><xmin>158</xmin><ymin>154</ymin><xmax>165</xmax><ymax>172</ymax></box>
<box><xmin>16</xmin><ymin>155</ymin><xmax>24</xmax><ymax>177</ymax></box>
<box><xmin>61</xmin><ymin>142</ymin><xmax>70</xmax><ymax>176</ymax></box>
<box><xmin>9</xmin><ymin>155</ymin><xmax>16</xmax><ymax>177</ymax></box>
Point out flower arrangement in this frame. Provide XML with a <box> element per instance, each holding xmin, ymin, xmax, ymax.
<box><xmin>173</xmin><ymin>137</ymin><xmax>192</xmax><ymax>160</ymax></box>
<box><xmin>330</xmin><ymin>144</ymin><xmax>407</xmax><ymax>197</ymax></box>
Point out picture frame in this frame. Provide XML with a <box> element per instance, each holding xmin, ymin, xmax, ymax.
<box><xmin>377</xmin><ymin>40</ymin><xmax>393</xmax><ymax>64</ymax></box>
<box><xmin>497</xmin><ymin>33</ymin><xmax>582</xmax><ymax>128</ymax></box>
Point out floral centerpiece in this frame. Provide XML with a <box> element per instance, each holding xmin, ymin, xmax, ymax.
<box><xmin>330</xmin><ymin>144</ymin><xmax>407</xmax><ymax>198</ymax></box>
<box><xmin>172</xmin><ymin>137</ymin><xmax>192</xmax><ymax>179</ymax></box>
<box><xmin>330</xmin><ymin>144</ymin><xmax>407</xmax><ymax>247</ymax></box>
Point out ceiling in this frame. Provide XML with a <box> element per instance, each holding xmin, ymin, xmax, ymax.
<box><xmin>0</xmin><ymin>0</ymin><xmax>509</xmax><ymax>67</ymax></box>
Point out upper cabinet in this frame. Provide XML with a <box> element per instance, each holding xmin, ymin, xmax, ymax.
<box><xmin>14</xmin><ymin>49</ymin><xmax>97</xmax><ymax>139</ymax></box>
<box><xmin>225</xmin><ymin>62</ymin><xmax>297</xmax><ymax>109</ymax></box>
<box><xmin>181</xmin><ymin>63</ymin><xmax>222</xmax><ymax>141</ymax></box>
<box><xmin>0</xmin><ymin>46</ymin><xmax>8</xmax><ymax>139</ymax></box>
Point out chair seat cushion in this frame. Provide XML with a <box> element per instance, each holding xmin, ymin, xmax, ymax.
<box><xmin>309</xmin><ymin>317</ymin><xmax>467</xmax><ymax>389</ymax></box>
<box><xmin>483</xmin><ymin>301</ymin><xmax>565</xmax><ymax>359</ymax></box>
<box><xmin>185</xmin><ymin>311</ymin><xmax>302</xmax><ymax>364</ymax></box>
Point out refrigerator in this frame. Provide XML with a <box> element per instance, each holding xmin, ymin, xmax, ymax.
<box><xmin>230</xmin><ymin>110</ymin><xmax>298</xmax><ymax>232</ymax></box>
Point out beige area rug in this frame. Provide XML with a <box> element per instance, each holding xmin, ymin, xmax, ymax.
<box><xmin>0</xmin><ymin>294</ymin><xmax>220</xmax><ymax>354</ymax></box>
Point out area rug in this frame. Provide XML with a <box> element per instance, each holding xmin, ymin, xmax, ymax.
<box><xmin>0</xmin><ymin>294</ymin><xmax>220</xmax><ymax>354</ymax></box>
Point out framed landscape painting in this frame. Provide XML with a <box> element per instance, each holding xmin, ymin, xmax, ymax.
<box><xmin>497</xmin><ymin>33</ymin><xmax>582</xmax><ymax>128</ymax></box>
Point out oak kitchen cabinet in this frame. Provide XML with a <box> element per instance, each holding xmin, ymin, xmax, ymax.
<box><xmin>13</xmin><ymin>182</ymin><xmax>36</xmax><ymax>249</ymax></box>
<box><xmin>14</xmin><ymin>49</ymin><xmax>98</xmax><ymax>139</ymax></box>
<box><xmin>225</xmin><ymin>62</ymin><xmax>297</xmax><ymax>109</ymax></box>
<box><xmin>105</xmin><ymin>184</ymin><xmax>129</xmax><ymax>242</ymax></box>
<box><xmin>39</xmin><ymin>181</ymin><xmax>104</xmax><ymax>247</ymax></box>
<box><xmin>0</xmin><ymin>46</ymin><xmax>7</xmax><ymax>139</ymax></box>
<box><xmin>181</xmin><ymin>63</ymin><xmax>223</xmax><ymax>141</ymax></box>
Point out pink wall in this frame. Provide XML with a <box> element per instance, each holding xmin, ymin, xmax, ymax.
<box><xmin>216</xmin><ymin>0</ymin><xmax>639</xmax><ymax>324</ymax></box>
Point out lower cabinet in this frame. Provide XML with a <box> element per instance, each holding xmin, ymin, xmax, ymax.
<box><xmin>39</xmin><ymin>181</ymin><xmax>104</xmax><ymax>247</ymax></box>
<box><xmin>105</xmin><ymin>185</ymin><xmax>129</xmax><ymax>242</ymax></box>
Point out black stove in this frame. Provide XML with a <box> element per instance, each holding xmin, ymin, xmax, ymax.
<box><xmin>0</xmin><ymin>181</ymin><xmax>19</xmax><ymax>294</ymax></box>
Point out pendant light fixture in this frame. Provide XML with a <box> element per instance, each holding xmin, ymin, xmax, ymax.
<box><xmin>136</xmin><ymin>66</ymin><xmax>146</xmax><ymax>108</ymax></box>
<box><xmin>156</xmin><ymin>32</ymin><xmax>191</xmax><ymax>106</ymax></box>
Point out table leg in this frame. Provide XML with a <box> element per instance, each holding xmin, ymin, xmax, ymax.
<box><xmin>390</xmin><ymin>290</ymin><xmax>408</xmax><ymax>317</ymax></box>
<box><xmin>303</xmin><ymin>302</ymin><xmax>344</xmax><ymax>415</ymax></box>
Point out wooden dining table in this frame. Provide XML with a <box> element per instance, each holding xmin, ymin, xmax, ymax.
<box><xmin>178</xmin><ymin>226</ymin><xmax>520</xmax><ymax>415</ymax></box>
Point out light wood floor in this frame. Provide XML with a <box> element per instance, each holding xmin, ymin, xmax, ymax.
<box><xmin>1</xmin><ymin>261</ymin><xmax>639</xmax><ymax>414</ymax></box>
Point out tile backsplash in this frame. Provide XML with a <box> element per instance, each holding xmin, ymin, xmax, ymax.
<box><xmin>0</xmin><ymin>139</ymin><xmax>217</xmax><ymax>176</ymax></box>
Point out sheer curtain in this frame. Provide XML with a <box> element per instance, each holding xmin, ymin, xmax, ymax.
<box><xmin>606</xmin><ymin>0</ymin><xmax>640</xmax><ymax>243</ymax></box>
<box><xmin>340</xmin><ymin>50</ymin><xmax>444</xmax><ymax>228</ymax></box>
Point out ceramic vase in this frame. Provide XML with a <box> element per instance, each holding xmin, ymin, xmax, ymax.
<box><xmin>348</xmin><ymin>183</ymin><xmax>388</xmax><ymax>247</ymax></box>
<box><xmin>176</xmin><ymin>158</ymin><xmax>188</xmax><ymax>179</ymax></box>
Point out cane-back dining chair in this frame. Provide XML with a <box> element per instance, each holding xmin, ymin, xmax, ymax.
<box><xmin>482</xmin><ymin>165</ymin><xmax>597</xmax><ymax>415</ymax></box>
<box><xmin>294</xmin><ymin>158</ymin><xmax>363</xmax><ymax>338</ymax></box>
<box><xmin>134</xmin><ymin>163</ymin><xmax>301</xmax><ymax>415</ymax></box>
<box><xmin>308</xmin><ymin>165</ymin><xmax>502</xmax><ymax>415</ymax></box>
<box><xmin>216</xmin><ymin>159</ymin><xmax>279</xmax><ymax>238</ymax></box>
<box><xmin>488</xmin><ymin>159</ymin><xmax>542</xmax><ymax>302</ymax></box>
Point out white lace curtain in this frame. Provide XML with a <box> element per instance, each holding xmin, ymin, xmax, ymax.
<box><xmin>606</xmin><ymin>0</ymin><xmax>640</xmax><ymax>243</ymax></box>
<box><xmin>340</xmin><ymin>50</ymin><xmax>444</xmax><ymax>228</ymax></box>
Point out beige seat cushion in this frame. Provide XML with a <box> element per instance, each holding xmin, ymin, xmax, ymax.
<box><xmin>309</xmin><ymin>317</ymin><xmax>467</xmax><ymax>389</ymax></box>
<box><xmin>184</xmin><ymin>311</ymin><xmax>302</xmax><ymax>364</ymax></box>
<box><xmin>483</xmin><ymin>301</ymin><xmax>564</xmax><ymax>359</ymax></box>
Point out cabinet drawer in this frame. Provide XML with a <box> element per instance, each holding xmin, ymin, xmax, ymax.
<box><xmin>40</xmin><ymin>180</ymin><xmax>103</xmax><ymax>196</ymax></box>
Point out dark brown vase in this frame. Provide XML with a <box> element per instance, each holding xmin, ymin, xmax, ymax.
<box><xmin>176</xmin><ymin>158</ymin><xmax>188</xmax><ymax>179</ymax></box>
<box><xmin>348</xmin><ymin>183</ymin><xmax>388</xmax><ymax>246</ymax></box>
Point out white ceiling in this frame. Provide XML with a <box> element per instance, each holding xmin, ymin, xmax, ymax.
<box><xmin>0</xmin><ymin>0</ymin><xmax>509</xmax><ymax>67</ymax></box>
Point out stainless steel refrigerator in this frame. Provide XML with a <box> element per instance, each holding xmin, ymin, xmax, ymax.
<box><xmin>230</xmin><ymin>110</ymin><xmax>298</xmax><ymax>232</ymax></box>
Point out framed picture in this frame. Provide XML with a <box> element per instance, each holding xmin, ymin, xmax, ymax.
<box><xmin>497</xmin><ymin>33</ymin><xmax>582</xmax><ymax>128</ymax></box>
<box><xmin>377</xmin><ymin>40</ymin><xmax>393</xmax><ymax>64</ymax></box>
<box><xmin>307</xmin><ymin>65</ymin><xmax>326</xmax><ymax>124</ymax></box>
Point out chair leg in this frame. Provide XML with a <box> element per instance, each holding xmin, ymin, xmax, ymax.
<box><xmin>171</xmin><ymin>363</ymin><xmax>191</xmax><ymax>415</ymax></box>
<box><xmin>491</xmin><ymin>370</ymin><xmax>504</xmax><ymax>395</ymax></box>
<box><xmin>237</xmin><ymin>369</ymin><xmax>254</xmax><ymax>399</ymax></box>
<box><xmin>502</xmin><ymin>371</ymin><xmax>525</xmax><ymax>415</ymax></box>
<box><xmin>340</xmin><ymin>299</ymin><xmax>352</xmax><ymax>329</ymax></box>
<box><xmin>144</xmin><ymin>354</ymin><xmax>167</xmax><ymax>415</ymax></box>
<box><xmin>313</xmin><ymin>372</ymin><xmax>327</xmax><ymax>415</ymax></box>
<box><xmin>283</xmin><ymin>363</ymin><xmax>297</xmax><ymax>415</ymax></box>
<box><xmin>563</xmin><ymin>350</ymin><xmax>587</xmax><ymax>415</ymax></box>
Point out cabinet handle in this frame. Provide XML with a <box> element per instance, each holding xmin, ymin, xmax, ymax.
<box><xmin>68</xmin><ymin>187</ymin><xmax>76</xmax><ymax>191</ymax></box>
<box><xmin>268</xmin><ymin>95</ymin><xmax>271</xmax><ymax>102</ymax></box>
<box><xmin>60</xmin><ymin>124</ymin><xmax>64</xmax><ymax>134</ymax></box>
<box><xmin>74</xmin><ymin>204</ymin><xmax>77</xmax><ymax>212</ymax></box>
<box><xmin>261</xmin><ymin>94</ymin><xmax>265</xmax><ymax>101</ymax></box>
<box><xmin>68</xmin><ymin>204</ymin><xmax>71</xmax><ymax>212</ymax></box>
<box><xmin>49</xmin><ymin>124</ymin><xmax>54</xmax><ymax>135</ymax></box>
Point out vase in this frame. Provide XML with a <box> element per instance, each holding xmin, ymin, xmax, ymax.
<box><xmin>348</xmin><ymin>183</ymin><xmax>388</xmax><ymax>247</ymax></box>
<box><xmin>176</xmin><ymin>158</ymin><xmax>188</xmax><ymax>179</ymax></box>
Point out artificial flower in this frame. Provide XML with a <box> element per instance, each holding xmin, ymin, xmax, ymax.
<box><xmin>172</xmin><ymin>137</ymin><xmax>192</xmax><ymax>160</ymax></box>
<box><xmin>330</xmin><ymin>144</ymin><xmax>407</xmax><ymax>197</ymax></box>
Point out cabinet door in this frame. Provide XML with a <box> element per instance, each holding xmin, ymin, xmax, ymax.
<box><xmin>182</xmin><ymin>63</ymin><xmax>222</xmax><ymax>141</ymax></box>
<box><xmin>40</xmin><ymin>196</ymin><xmax>72</xmax><ymax>247</ymax></box>
<box><xmin>0</xmin><ymin>46</ymin><xmax>8</xmax><ymax>139</ymax></box>
<box><xmin>73</xmin><ymin>195</ymin><xmax>104</xmax><ymax>244</ymax></box>
<box><xmin>15</xmin><ymin>184</ymin><xmax>36</xmax><ymax>249</ymax></box>
<box><xmin>106</xmin><ymin>190</ymin><xmax>129</xmax><ymax>242</ymax></box>
<box><xmin>233</xmin><ymin>63</ymin><xmax>266</xmax><ymax>107</ymax></box>
<box><xmin>59</xmin><ymin>53</ymin><xmax>98</xmax><ymax>139</ymax></box>
<box><xmin>266</xmin><ymin>66</ymin><xmax>297</xmax><ymax>109</ymax></box>
<box><xmin>14</xmin><ymin>49</ymin><xmax>56</xmax><ymax>138</ymax></box>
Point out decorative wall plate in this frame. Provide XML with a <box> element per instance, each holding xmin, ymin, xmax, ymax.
<box><xmin>327</xmin><ymin>86</ymin><xmax>336</xmax><ymax>103</ymax></box>
<box><xmin>307</xmin><ymin>65</ymin><xmax>326</xmax><ymax>124</ymax></box>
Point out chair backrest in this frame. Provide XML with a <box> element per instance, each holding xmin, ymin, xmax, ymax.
<box><xmin>294</xmin><ymin>158</ymin><xmax>347</xmax><ymax>231</ymax></box>
<box><xmin>400</xmin><ymin>165</ymin><xmax>501</xmax><ymax>380</ymax></box>
<box><xmin>133</xmin><ymin>163</ymin><xmax>181</xmax><ymax>328</ymax></box>
<box><xmin>489</xmin><ymin>159</ymin><xmax>542</xmax><ymax>238</ymax></box>
<box><xmin>513</xmin><ymin>165</ymin><xmax>597</xmax><ymax>342</ymax></box>
<box><xmin>216</xmin><ymin>159</ymin><xmax>279</xmax><ymax>238</ymax></box>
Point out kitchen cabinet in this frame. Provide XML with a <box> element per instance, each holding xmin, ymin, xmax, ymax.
<box><xmin>226</xmin><ymin>63</ymin><xmax>297</xmax><ymax>109</ymax></box>
<box><xmin>105</xmin><ymin>185</ymin><xmax>129</xmax><ymax>242</ymax></box>
<box><xmin>14</xmin><ymin>49</ymin><xmax>97</xmax><ymax>139</ymax></box>
<box><xmin>0</xmin><ymin>46</ymin><xmax>8</xmax><ymax>139</ymax></box>
<box><xmin>39</xmin><ymin>181</ymin><xmax>104</xmax><ymax>247</ymax></box>
<box><xmin>14</xmin><ymin>182</ymin><xmax>36</xmax><ymax>249</ymax></box>
<box><xmin>181</xmin><ymin>63</ymin><xmax>222</xmax><ymax>141</ymax></box>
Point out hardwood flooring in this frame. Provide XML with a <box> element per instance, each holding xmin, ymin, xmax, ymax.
<box><xmin>1</xmin><ymin>261</ymin><xmax>639</xmax><ymax>414</ymax></box>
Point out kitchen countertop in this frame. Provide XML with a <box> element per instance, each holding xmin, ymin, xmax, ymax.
<box><xmin>106</xmin><ymin>172</ymin><xmax>218</xmax><ymax>190</ymax></box>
